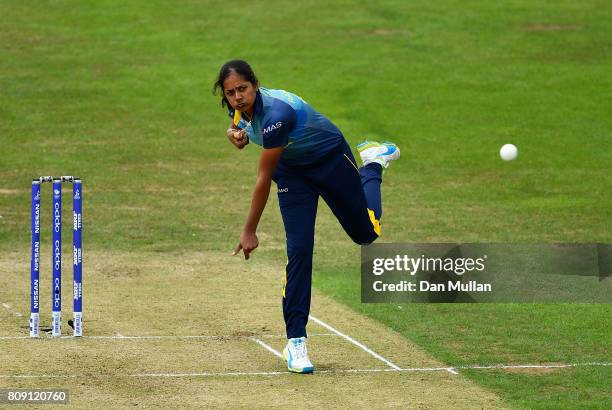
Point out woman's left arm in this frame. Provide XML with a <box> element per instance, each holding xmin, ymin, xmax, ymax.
<box><xmin>232</xmin><ymin>147</ymin><xmax>284</xmax><ymax>259</ymax></box>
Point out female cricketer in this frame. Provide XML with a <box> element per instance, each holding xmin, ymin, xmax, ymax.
<box><xmin>214</xmin><ymin>60</ymin><xmax>400</xmax><ymax>374</ymax></box>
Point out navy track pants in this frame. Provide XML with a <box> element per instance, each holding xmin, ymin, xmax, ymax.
<box><xmin>273</xmin><ymin>140</ymin><xmax>383</xmax><ymax>339</ymax></box>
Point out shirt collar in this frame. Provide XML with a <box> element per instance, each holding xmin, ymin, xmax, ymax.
<box><xmin>253</xmin><ymin>89</ymin><xmax>263</xmax><ymax>117</ymax></box>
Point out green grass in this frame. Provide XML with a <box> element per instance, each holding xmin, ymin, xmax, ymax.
<box><xmin>317</xmin><ymin>269</ymin><xmax>611</xmax><ymax>408</ymax></box>
<box><xmin>1</xmin><ymin>1</ymin><xmax>610</xmax><ymax>408</ymax></box>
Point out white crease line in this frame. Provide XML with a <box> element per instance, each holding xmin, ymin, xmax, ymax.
<box><xmin>1</xmin><ymin>363</ymin><xmax>610</xmax><ymax>379</ymax></box>
<box><xmin>0</xmin><ymin>333</ymin><xmax>338</xmax><ymax>341</ymax></box>
<box><xmin>252</xmin><ymin>338</ymin><xmax>284</xmax><ymax>359</ymax></box>
<box><xmin>447</xmin><ymin>368</ymin><xmax>459</xmax><ymax>375</ymax></box>
<box><xmin>460</xmin><ymin>364</ymin><xmax>569</xmax><ymax>370</ymax></box>
<box><xmin>131</xmin><ymin>371</ymin><xmax>288</xmax><ymax>378</ymax></box>
<box><xmin>84</xmin><ymin>335</ymin><xmax>233</xmax><ymax>340</ymax></box>
<box><xmin>83</xmin><ymin>335</ymin><xmax>231</xmax><ymax>340</ymax></box>
<box><xmin>0</xmin><ymin>374</ymin><xmax>79</xmax><ymax>379</ymax></box>
<box><xmin>0</xmin><ymin>369</ymin><xmax>444</xmax><ymax>379</ymax></box>
<box><xmin>0</xmin><ymin>335</ymin><xmax>243</xmax><ymax>341</ymax></box>
<box><xmin>260</xmin><ymin>332</ymin><xmax>336</xmax><ymax>338</ymax></box>
<box><xmin>2</xmin><ymin>303</ymin><xmax>22</xmax><ymax>317</ymax></box>
<box><xmin>453</xmin><ymin>362</ymin><xmax>612</xmax><ymax>370</ymax></box>
<box><xmin>309</xmin><ymin>315</ymin><xmax>401</xmax><ymax>370</ymax></box>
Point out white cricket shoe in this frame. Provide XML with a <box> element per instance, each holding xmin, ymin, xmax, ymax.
<box><xmin>282</xmin><ymin>337</ymin><xmax>314</xmax><ymax>374</ymax></box>
<box><xmin>357</xmin><ymin>140</ymin><xmax>400</xmax><ymax>168</ymax></box>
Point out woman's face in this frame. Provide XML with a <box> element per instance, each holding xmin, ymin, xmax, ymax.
<box><xmin>223</xmin><ymin>71</ymin><xmax>258</xmax><ymax>115</ymax></box>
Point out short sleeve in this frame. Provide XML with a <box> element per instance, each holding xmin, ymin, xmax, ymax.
<box><xmin>262</xmin><ymin>100</ymin><xmax>297</xmax><ymax>149</ymax></box>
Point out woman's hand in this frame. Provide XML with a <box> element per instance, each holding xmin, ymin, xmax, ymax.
<box><xmin>227</xmin><ymin>128</ymin><xmax>249</xmax><ymax>149</ymax></box>
<box><xmin>232</xmin><ymin>230</ymin><xmax>259</xmax><ymax>259</ymax></box>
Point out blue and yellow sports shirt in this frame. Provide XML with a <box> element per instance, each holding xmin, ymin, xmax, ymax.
<box><xmin>229</xmin><ymin>87</ymin><xmax>344</xmax><ymax>166</ymax></box>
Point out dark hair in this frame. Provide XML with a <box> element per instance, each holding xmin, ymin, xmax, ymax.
<box><xmin>213</xmin><ymin>60</ymin><xmax>258</xmax><ymax>108</ymax></box>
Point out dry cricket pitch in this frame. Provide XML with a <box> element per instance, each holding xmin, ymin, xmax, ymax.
<box><xmin>0</xmin><ymin>251</ymin><xmax>507</xmax><ymax>408</ymax></box>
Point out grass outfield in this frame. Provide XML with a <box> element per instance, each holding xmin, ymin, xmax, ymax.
<box><xmin>1</xmin><ymin>0</ymin><xmax>611</xmax><ymax>408</ymax></box>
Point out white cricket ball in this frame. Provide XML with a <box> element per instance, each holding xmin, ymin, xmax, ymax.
<box><xmin>499</xmin><ymin>144</ymin><xmax>518</xmax><ymax>161</ymax></box>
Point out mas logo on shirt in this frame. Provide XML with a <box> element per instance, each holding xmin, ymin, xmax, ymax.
<box><xmin>262</xmin><ymin>122</ymin><xmax>282</xmax><ymax>135</ymax></box>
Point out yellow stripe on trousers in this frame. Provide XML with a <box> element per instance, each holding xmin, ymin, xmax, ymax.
<box><xmin>368</xmin><ymin>208</ymin><xmax>382</xmax><ymax>236</ymax></box>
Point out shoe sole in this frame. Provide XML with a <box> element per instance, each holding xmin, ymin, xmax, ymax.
<box><xmin>288</xmin><ymin>366</ymin><xmax>314</xmax><ymax>374</ymax></box>
<box><xmin>382</xmin><ymin>146</ymin><xmax>400</xmax><ymax>162</ymax></box>
<box><xmin>358</xmin><ymin>141</ymin><xmax>400</xmax><ymax>161</ymax></box>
